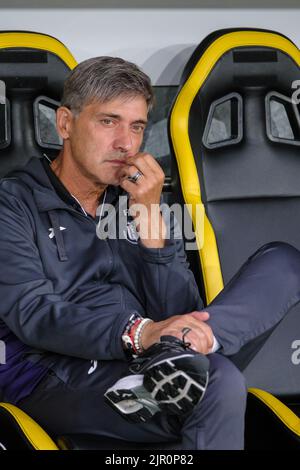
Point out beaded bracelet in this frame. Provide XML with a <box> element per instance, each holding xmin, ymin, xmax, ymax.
<box><xmin>121</xmin><ymin>312</ymin><xmax>143</xmax><ymax>356</ymax></box>
<box><xmin>124</xmin><ymin>312</ymin><xmax>142</xmax><ymax>335</ymax></box>
<box><xmin>133</xmin><ymin>318</ymin><xmax>153</xmax><ymax>355</ymax></box>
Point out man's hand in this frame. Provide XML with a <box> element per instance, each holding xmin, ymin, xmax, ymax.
<box><xmin>141</xmin><ymin>311</ymin><xmax>214</xmax><ymax>355</ymax></box>
<box><xmin>119</xmin><ymin>153</ymin><xmax>166</xmax><ymax>248</ymax></box>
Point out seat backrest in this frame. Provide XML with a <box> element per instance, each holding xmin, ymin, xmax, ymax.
<box><xmin>0</xmin><ymin>31</ymin><xmax>77</xmax><ymax>177</ymax></box>
<box><xmin>169</xmin><ymin>28</ymin><xmax>300</xmax><ymax>303</ymax></box>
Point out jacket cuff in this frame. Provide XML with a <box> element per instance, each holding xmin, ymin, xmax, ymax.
<box><xmin>110</xmin><ymin>311</ymin><xmax>140</xmax><ymax>360</ymax></box>
<box><xmin>138</xmin><ymin>239</ymin><xmax>176</xmax><ymax>264</ymax></box>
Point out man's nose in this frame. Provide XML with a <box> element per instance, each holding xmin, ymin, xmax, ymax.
<box><xmin>113</xmin><ymin>126</ymin><xmax>133</xmax><ymax>152</ymax></box>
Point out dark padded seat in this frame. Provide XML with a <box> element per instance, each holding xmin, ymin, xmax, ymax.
<box><xmin>170</xmin><ymin>28</ymin><xmax>300</xmax><ymax>299</ymax></box>
<box><xmin>0</xmin><ymin>30</ymin><xmax>181</xmax><ymax>451</ymax></box>
<box><xmin>168</xmin><ymin>28</ymin><xmax>300</xmax><ymax>447</ymax></box>
<box><xmin>189</xmin><ymin>35</ymin><xmax>300</xmax><ymax>285</ymax></box>
<box><xmin>0</xmin><ymin>31</ymin><xmax>76</xmax><ymax>176</ymax></box>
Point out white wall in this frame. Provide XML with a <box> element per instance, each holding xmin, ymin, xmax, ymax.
<box><xmin>0</xmin><ymin>8</ymin><xmax>300</xmax><ymax>84</ymax></box>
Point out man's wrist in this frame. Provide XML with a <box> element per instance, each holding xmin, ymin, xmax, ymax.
<box><xmin>208</xmin><ymin>336</ymin><xmax>221</xmax><ymax>354</ymax></box>
<box><xmin>133</xmin><ymin>318</ymin><xmax>153</xmax><ymax>354</ymax></box>
<box><xmin>140</xmin><ymin>319</ymin><xmax>159</xmax><ymax>351</ymax></box>
<box><xmin>121</xmin><ymin>313</ymin><xmax>154</xmax><ymax>356</ymax></box>
<box><xmin>133</xmin><ymin>205</ymin><xmax>166</xmax><ymax>249</ymax></box>
<box><xmin>121</xmin><ymin>312</ymin><xmax>143</xmax><ymax>357</ymax></box>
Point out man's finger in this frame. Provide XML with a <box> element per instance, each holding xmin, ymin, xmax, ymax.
<box><xmin>125</xmin><ymin>153</ymin><xmax>155</xmax><ymax>176</ymax></box>
<box><xmin>138</xmin><ymin>153</ymin><xmax>165</xmax><ymax>175</ymax></box>
<box><xmin>119</xmin><ymin>177</ymin><xmax>139</xmax><ymax>194</ymax></box>
<box><xmin>185</xmin><ymin>329</ymin><xmax>211</xmax><ymax>354</ymax></box>
<box><xmin>189</xmin><ymin>311</ymin><xmax>210</xmax><ymax>321</ymax></box>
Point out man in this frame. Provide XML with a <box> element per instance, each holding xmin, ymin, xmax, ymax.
<box><xmin>0</xmin><ymin>57</ymin><xmax>300</xmax><ymax>450</ymax></box>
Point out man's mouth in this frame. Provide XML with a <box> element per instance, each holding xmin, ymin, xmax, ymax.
<box><xmin>109</xmin><ymin>159</ymin><xmax>127</xmax><ymax>165</ymax></box>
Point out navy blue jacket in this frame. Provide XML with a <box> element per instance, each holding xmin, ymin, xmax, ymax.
<box><xmin>0</xmin><ymin>156</ymin><xmax>203</xmax><ymax>403</ymax></box>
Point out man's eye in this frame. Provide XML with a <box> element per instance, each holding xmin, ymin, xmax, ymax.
<box><xmin>132</xmin><ymin>125</ymin><xmax>145</xmax><ymax>133</ymax></box>
<box><xmin>101</xmin><ymin>119</ymin><xmax>114</xmax><ymax>126</ymax></box>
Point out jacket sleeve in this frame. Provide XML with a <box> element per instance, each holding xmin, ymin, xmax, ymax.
<box><xmin>138</xmin><ymin>204</ymin><xmax>204</xmax><ymax>321</ymax></box>
<box><xmin>0</xmin><ymin>190</ymin><xmax>131</xmax><ymax>361</ymax></box>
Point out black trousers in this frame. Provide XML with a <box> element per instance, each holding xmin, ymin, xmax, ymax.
<box><xmin>18</xmin><ymin>242</ymin><xmax>300</xmax><ymax>449</ymax></box>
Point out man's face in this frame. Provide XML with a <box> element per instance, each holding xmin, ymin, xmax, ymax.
<box><xmin>60</xmin><ymin>95</ymin><xmax>148</xmax><ymax>186</ymax></box>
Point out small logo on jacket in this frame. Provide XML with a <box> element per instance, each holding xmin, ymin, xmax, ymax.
<box><xmin>88</xmin><ymin>360</ymin><xmax>98</xmax><ymax>375</ymax></box>
<box><xmin>124</xmin><ymin>220</ymin><xmax>139</xmax><ymax>244</ymax></box>
<box><xmin>48</xmin><ymin>226</ymin><xmax>66</xmax><ymax>239</ymax></box>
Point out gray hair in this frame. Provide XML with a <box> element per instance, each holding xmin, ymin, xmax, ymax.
<box><xmin>61</xmin><ymin>56</ymin><xmax>154</xmax><ymax>114</ymax></box>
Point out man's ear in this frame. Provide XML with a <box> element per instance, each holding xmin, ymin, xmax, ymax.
<box><xmin>56</xmin><ymin>106</ymin><xmax>73</xmax><ymax>140</ymax></box>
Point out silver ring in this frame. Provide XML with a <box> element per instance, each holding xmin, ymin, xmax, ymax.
<box><xmin>127</xmin><ymin>170</ymin><xmax>143</xmax><ymax>183</ymax></box>
<box><xmin>181</xmin><ymin>327</ymin><xmax>192</xmax><ymax>342</ymax></box>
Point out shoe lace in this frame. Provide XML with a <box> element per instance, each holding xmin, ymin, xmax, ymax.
<box><xmin>131</xmin><ymin>335</ymin><xmax>192</xmax><ymax>363</ymax></box>
<box><xmin>159</xmin><ymin>335</ymin><xmax>192</xmax><ymax>350</ymax></box>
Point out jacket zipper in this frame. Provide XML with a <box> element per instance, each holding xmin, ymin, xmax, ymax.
<box><xmin>63</xmin><ymin>205</ymin><xmax>115</xmax><ymax>279</ymax></box>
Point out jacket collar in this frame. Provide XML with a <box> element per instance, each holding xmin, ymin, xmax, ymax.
<box><xmin>33</xmin><ymin>187</ymin><xmax>72</xmax><ymax>213</ymax></box>
<box><xmin>9</xmin><ymin>156</ymin><xmax>124</xmax><ymax>213</ymax></box>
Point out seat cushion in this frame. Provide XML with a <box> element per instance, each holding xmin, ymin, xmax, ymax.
<box><xmin>57</xmin><ymin>434</ymin><xmax>182</xmax><ymax>450</ymax></box>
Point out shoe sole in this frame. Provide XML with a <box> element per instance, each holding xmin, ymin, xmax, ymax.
<box><xmin>104</xmin><ymin>353</ymin><xmax>209</xmax><ymax>423</ymax></box>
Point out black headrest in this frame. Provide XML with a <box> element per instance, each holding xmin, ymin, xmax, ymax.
<box><xmin>170</xmin><ymin>28</ymin><xmax>300</xmax><ymax>202</ymax></box>
<box><xmin>0</xmin><ymin>31</ymin><xmax>77</xmax><ymax>176</ymax></box>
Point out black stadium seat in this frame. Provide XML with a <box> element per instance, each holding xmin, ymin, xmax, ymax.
<box><xmin>2</xmin><ymin>28</ymin><xmax>300</xmax><ymax>450</ymax></box>
<box><xmin>0</xmin><ymin>31</ymin><xmax>76</xmax><ymax>176</ymax></box>
<box><xmin>0</xmin><ymin>29</ymin><xmax>76</xmax><ymax>450</ymax></box>
<box><xmin>0</xmin><ymin>30</ymin><xmax>182</xmax><ymax>451</ymax></box>
<box><xmin>168</xmin><ymin>28</ymin><xmax>300</xmax><ymax>448</ymax></box>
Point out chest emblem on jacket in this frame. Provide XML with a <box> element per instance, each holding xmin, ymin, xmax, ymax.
<box><xmin>125</xmin><ymin>220</ymin><xmax>139</xmax><ymax>244</ymax></box>
<box><xmin>48</xmin><ymin>226</ymin><xmax>66</xmax><ymax>239</ymax></box>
